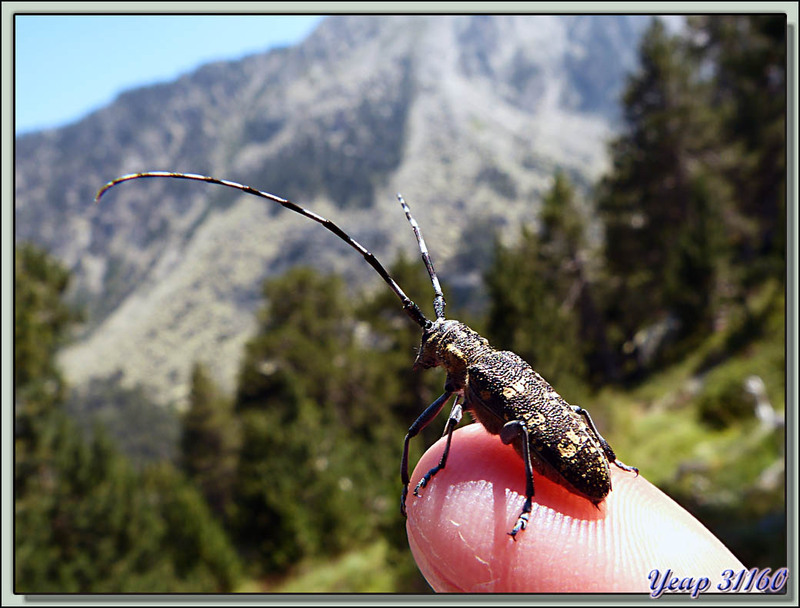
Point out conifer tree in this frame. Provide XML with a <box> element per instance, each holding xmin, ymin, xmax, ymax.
<box><xmin>596</xmin><ymin>18</ymin><xmax>727</xmax><ymax>370</ymax></box>
<box><xmin>485</xmin><ymin>172</ymin><xmax>593</xmax><ymax>398</ymax></box>
<box><xmin>233</xmin><ymin>267</ymin><xmax>391</xmax><ymax>572</ymax></box>
<box><xmin>15</xmin><ymin>243</ymin><xmax>79</xmax><ymax>495</ymax></box>
<box><xmin>180</xmin><ymin>362</ymin><xmax>241</xmax><ymax>520</ymax></box>
<box><xmin>15</xmin><ymin>244</ymin><xmax>241</xmax><ymax>592</ymax></box>
<box><xmin>688</xmin><ymin>15</ymin><xmax>786</xmax><ymax>282</ymax></box>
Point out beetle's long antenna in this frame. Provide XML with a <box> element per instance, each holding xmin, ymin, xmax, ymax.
<box><xmin>397</xmin><ymin>194</ymin><xmax>446</xmax><ymax>320</ymax></box>
<box><xmin>95</xmin><ymin>172</ymin><xmax>431</xmax><ymax>328</ymax></box>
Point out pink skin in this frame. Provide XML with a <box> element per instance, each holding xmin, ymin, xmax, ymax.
<box><xmin>405</xmin><ymin>423</ymin><xmax>745</xmax><ymax>593</ymax></box>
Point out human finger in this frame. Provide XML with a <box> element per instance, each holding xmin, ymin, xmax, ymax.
<box><xmin>405</xmin><ymin>423</ymin><xmax>745</xmax><ymax>593</ymax></box>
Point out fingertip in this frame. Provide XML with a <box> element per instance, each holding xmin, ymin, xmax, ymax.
<box><xmin>605</xmin><ymin>464</ymin><xmax>746</xmax><ymax>582</ymax></box>
<box><xmin>405</xmin><ymin>424</ymin><xmax>744</xmax><ymax>593</ymax></box>
<box><xmin>405</xmin><ymin>424</ymin><xmax>605</xmax><ymax>592</ymax></box>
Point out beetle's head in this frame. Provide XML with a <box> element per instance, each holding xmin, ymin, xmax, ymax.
<box><xmin>413</xmin><ymin>318</ymin><xmax>457</xmax><ymax>370</ymax></box>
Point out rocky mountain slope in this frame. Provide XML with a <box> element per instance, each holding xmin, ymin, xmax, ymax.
<box><xmin>15</xmin><ymin>15</ymin><xmax>651</xmax><ymax>404</ymax></box>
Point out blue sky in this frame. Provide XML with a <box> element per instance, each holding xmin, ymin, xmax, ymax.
<box><xmin>14</xmin><ymin>14</ymin><xmax>325</xmax><ymax>135</ymax></box>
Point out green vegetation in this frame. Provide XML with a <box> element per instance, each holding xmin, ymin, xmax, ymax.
<box><xmin>486</xmin><ymin>171</ymin><xmax>597</xmax><ymax>403</ymax></box>
<box><xmin>265</xmin><ymin>540</ymin><xmax>398</xmax><ymax>593</ymax></box>
<box><xmin>229</xmin><ymin>261</ymin><xmax>438</xmax><ymax>589</ymax></box>
<box><xmin>14</xmin><ymin>15</ymin><xmax>785</xmax><ymax>592</ymax></box>
<box><xmin>181</xmin><ymin>363</ymin><xmax>241</xmax><ymax>519</ymax></box>
<box><xmin>14</xmin><ymin>245</ymin><xmax>241</xmax><ymax>593</ymax></box>
<box><xmin>604</xmin><ymin>280</ymin><xmax>785</xmax><ymax>569</ymax></box>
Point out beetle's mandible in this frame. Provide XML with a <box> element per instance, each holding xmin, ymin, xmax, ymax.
<box><xmin>95</xmin><ymin>171</ymin><xmax>638</xmax><ymax>539</ymax></box>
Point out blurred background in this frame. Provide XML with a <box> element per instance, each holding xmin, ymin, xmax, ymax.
<box><xmin>13</xmin><ymin>13</ymin><xmax>788</xmax><ymax>593</ymax></box>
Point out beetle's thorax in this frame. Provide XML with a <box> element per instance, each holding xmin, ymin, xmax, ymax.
<box><xmin>413</xmin><ymin>319</ymin><xmax>491</xmax><ymax>385</ymax></box>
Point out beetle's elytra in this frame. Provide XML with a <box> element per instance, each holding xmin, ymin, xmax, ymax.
<box><xmin>96</xmin><ymin>171</ymin><xmax>638</xmax><ymax>539</ymax></box>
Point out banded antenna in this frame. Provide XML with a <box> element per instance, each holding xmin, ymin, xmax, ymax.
<box><xmin>397</xmin><ymin>194</ymin><xmax>446</xmax><ymax>320</ymax></box>
<box><xmin>95</xmin><ymin>172</ymin><xmax>432</xmax><ymax>329</ymax></box>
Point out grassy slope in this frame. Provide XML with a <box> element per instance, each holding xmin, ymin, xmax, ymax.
<box><xmin>597</xmin><ymin>279</ymin><xmax>786</xmax><ymax>569</ymax></box>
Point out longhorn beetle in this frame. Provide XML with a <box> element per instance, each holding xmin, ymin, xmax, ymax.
<box><xmin>95</xmin><ymin>171</ymin><xmax>638</xmax><ymax>539</ymax></box>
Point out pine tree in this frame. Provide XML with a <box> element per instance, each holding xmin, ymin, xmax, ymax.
<box><xmin>14</xmin><ymin>244</ymin><xmax>241</xmax><ymax>592</ymax></box>
<box><xmin>17</xmin><ymin>428</ymin><xmax>240</xmax><ymax>592</ymax></box>
<box><xmin>138</xmin><ymin>463</ymin><xmax>242</xmax><ymax>592</ymax></box>
<box><xmin>14</xmin><ymin>243</ymin><xmax>79</xmax><ymax>496</ymax></box>
<box><xmin>232</xmin><ymin>267</ymin><xmax>391</xmax><ymax>572</ymax></box>
<box><xmin>688</xmin><ymin>15</ymin><xmax>786</xmax><ymax>283</ymax></box>
<box><xmin>485</xmin><ymin>172</ymin><xmax>594</xmax><ymax>398</ymax></box>
<box><xmin>596</xmin><ymin>18</ymin><xmax>728</xmax><ymax>371</ymax></box>
<box><xmin>180</xmin><ymin>363</ymin><xmax>241</xmax><ymax>520</ymax></box>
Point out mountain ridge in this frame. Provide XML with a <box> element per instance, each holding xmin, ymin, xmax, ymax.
<box><xmin>14</xmin><ymin>15</ymin><xmax>653</xmax><ymax>403</ymax></box>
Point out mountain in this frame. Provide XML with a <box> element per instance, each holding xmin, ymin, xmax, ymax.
<box><xmin>15</xmin><ymin>15</ymin><xmax>652</xmax><ymax>404</ymax></box>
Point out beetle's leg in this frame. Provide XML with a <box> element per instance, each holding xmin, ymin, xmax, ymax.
<box><xmin>571</xmin><ymin>405</ymin><xmax>639</xmax><ymax>476</ymax></box>
<box><xmin>414</xmin><ymin>396</ymin><xmax>463</xmax><ymax>496</ymax></box>
<box><xmin>500</xmin><ymin>420</ymin><xmax>534</xmax><ymax>540</ymax></box>
<box><xmin>401</xmin><ymin>390</ymin><xmax>454</xmax><ymax>517</ymax></box>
